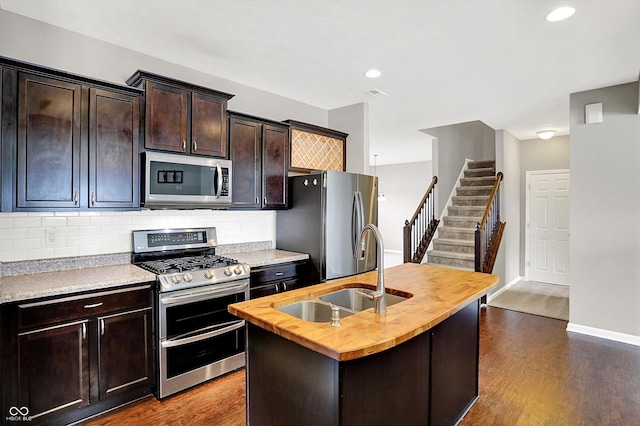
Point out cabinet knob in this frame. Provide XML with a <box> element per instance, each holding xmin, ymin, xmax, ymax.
<box><xmin>182</xmin><ymin>140</ymin><xmax>186</xmax><ymax>151</ymax></box>
<box><xmin>192</xmin><ymin>140</ymin><xmax>198</xmax><ymax>152</ymax></box>
<box><xmin>91</xmin><ymin>192</ymin><xmax>95</xmax><ymax>205</ymax></box>
<box><xmin>74</xmin><ymin>191</ymin><xmax>79</xmax><ymax>205</ymax></box>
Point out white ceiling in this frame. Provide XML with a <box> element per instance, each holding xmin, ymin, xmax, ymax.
<box><xmin>2</xmin><ymin>0</ymin><xmax>640</xmax><ymax>165</ymax></box>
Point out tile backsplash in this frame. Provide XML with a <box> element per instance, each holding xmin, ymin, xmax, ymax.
<box><xmin>0</xmin><ymin>210</ymin><xmax>276</xmax><ymax>262</ymax></box>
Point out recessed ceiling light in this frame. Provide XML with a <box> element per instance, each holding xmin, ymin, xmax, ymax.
<box><xmin>546</xmin><ymin>6</ymin><xmax>575</xmax><ymax>22</ymax></box>
<box><xmin>365</xmin><ymin>69</ymin><xmax>382</xmax><ymax>78</ymax></box>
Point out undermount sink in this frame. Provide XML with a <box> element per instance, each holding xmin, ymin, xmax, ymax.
<box><xmin>319</xmin><ymin>288</ymin><xmax>408</xmax><ymax>312</ymax></box>
<box><xmin>276</xmin><ymin>300</ymin><xmax>354</xmax><ymax>323</ymax></box>
<box><xmin>275</xmin><ymin>286</ymin><xmax>410</xmax><ymax>323</ymax></box>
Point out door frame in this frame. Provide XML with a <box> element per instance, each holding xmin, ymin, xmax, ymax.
<box><xmin>524</xmin><ymin>169</ymin><xmax>570</xmax><ymax>284</ymax></box>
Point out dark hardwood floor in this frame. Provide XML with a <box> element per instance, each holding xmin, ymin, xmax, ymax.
<box><xmin>80</xmin><ymin>307</ymin><xmax>640</xmax><ymax>425</ymax></box>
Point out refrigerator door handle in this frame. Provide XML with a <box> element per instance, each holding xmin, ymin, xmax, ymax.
<box><xmin>352</xmin><ymin>191</ymin><xmax>365</xmax><ymax>257</ymax></box>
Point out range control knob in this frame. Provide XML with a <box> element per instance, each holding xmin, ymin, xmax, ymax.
<box><xmin>183</xmin><ymin>273</ymin><xmax>193</xmax><ymax>282</ymax></box>
<box><xmin>224</xmin><ymin>267</ymin><xmax>233</xmax><ymax>277</ymax></box>
<box><xmin>171</xmin><ymin>275</ymin><xmax>182</xmax><ymax>284</ymax></box>
<box><xmin>234</xmin><ymin>266</ymin><xmax>243</xmax><ymax>275</ymax></box>
<box><xmin>204</xmin><ymin>270</ymin><xmax>214</xmax><ymax>279</ymax></box>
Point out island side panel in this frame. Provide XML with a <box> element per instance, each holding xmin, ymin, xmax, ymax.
<box><xmin>430</xmin><ymin>300</ymin><xmax>480</xmax><ymax>426</ymax></box>
<box><xmin>246</xmin><ymin>324</ymin><xmax>339</xmax><ymax>425</ymax></box>
<box><xmin>339</xmin><ymin>328</ymin><xmax>431</xmax><ymax>425</ymax></box>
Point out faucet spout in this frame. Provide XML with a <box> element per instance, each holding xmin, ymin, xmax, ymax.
<box><xmin>356</xmin><ymin>224</ymin><xmax>386</xmax><ymax>314</ymax></box>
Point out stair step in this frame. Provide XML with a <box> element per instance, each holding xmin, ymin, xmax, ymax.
<box><xmin>437</xmin><ymin>226</ymin><xmax>476</xmax><ymax>240</ymax></box>
<box><xmin>443</xmin><ymin>216</ymin><xmax>481</xmax><ymax>228</ymax></box>
<box><xmin>433</xmin><ymin>238</ymin><xmax>475</xmax><ymax>254</ymax></box>
<box><xmin>447</xmin><ymin>205</ymin><xmax>486</xmax><ymax>217</ymax></box>
<box><xmin>452</xmin><ymin>195</ymin><xmax>490</xmax><ymax>206</ymax></box>
<box><xmin>456</xmin><ymin>186</ymin><xmax>493</xmax><ymax>196</ymax></box>
<box><xmin>464</xmin><ymin>167</ymin><xmax>495</xmax><ymax>178</ymax></box>
<box><xmin>460</xmin><ymin>176</ymin><xmax>496</xmax><ymax>187</ymax></box>
<box><xmin>426</xmin><ymin>250</ymin><xmax>475</xmax><ymax>269</ymax></box>
<box><xmin>467</xmin><ymin>160</ymin><xmax>495</xmax><ymax>170</ymax></box>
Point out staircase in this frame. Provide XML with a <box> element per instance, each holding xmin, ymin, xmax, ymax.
<box><xmin>427</xmin><ymin>160</ymin><xmax>496</xmax><ymax>270</ymax></box>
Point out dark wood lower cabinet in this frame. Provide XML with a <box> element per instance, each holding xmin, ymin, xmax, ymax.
<box><xmin>246</xmin><ymin>300</ymin><xmax>480</xmax><ymax>426</ymax></box>
<box><xmin>0</xmin><ymin>285</ymin><xmax>154</xmax><ymax>425</ymax></box>
<box><xmin>18</xmin><ymin>321</ymin><xmax>91</xmax><ymax>419</ymax></box>
<box><xmin>98</xmin><ymin>308</ymin><xmax>153</xmax><ymax>400</ymax></box>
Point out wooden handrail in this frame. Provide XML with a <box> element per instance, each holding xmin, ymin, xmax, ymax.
<box><xmin>475</xmin><ymin>171</ymin><xmax>505</xmax><ymax>275</ymax></box>
<box><xmin>408</xmin><ymin>176</ymin><xmax>438</xmax><ymax>226</ymax></box>
<box><xmin>478</xmin><ymin>172</ymin><xmax>503</xmax><ymax>229</ymax></box>
<box><xmin>403</xmin><ymin>176</ymin><xmax>439</xmax><ymax>264</ymax></box>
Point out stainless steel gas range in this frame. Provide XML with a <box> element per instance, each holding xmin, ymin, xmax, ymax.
<box><xmin>132</xmin><ymin>227</ymin><xmax>249</xmax><ymax>398</ymax></box>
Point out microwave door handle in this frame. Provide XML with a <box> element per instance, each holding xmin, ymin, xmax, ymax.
<box><xmin>214</xmin><ymin>164</ymin><xmax>223</xmax><ymax>199</ymax></box>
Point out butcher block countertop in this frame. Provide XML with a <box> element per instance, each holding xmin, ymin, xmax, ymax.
<box><xmin>229</xmin><ymin>262</ymin><xmax>498</xmax><ymax>361</ymax></box>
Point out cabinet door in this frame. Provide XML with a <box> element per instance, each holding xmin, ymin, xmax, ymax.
<box><xmin>18</xmin><ymin>321</ymin><xmax>90</xmax><ymax>419</ymax></box>
<box><xmin>16</xmin><ymin>73</ymin><xmax>82</xmax><ymax>208</ymax></box>
<box><xmin>191</xmin><ymin>91</ymin><xmax>227</xmax><ymax>157</ymax></box>
<box><xmin>98</xmin><ymin>308</ymin><xmax>153</xmax><ymax>399</ymax></box>
<box><xmin>144</xmin><ymin>81</ymin><xmax>188</xmax><ymax>153</ymax></box>
<box><xmin>229</xmin><ymin>117</ymin><xmax>261</xmax><ymax>208</ymax></box>
<box><xmin>250</xmin><ymin>283</ymin><xmax>279</xmax><ymax>299</ymax></box>
<box><xmin>430</xmin><ymin>300</ymin><xmax>479</xmax><ymax>426</ymax></box>
<box><xmin>261</xmin><ymin>124</ymin><xmax>289</xmax><ymax>209</ymax></box>
<box><xmin>89</xmin><ymin>88</ymin><xmax>140</xmax><ymax>208</ymax></box>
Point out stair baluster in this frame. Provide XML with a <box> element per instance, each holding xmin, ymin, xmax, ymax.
<box><xmin>403</xmin><ymin>176</ymin><xmax>439</xmax><ymax>263</ymax></box>
<box><xmin>474</xmin><ymin>172</ymin><xmax>505</xmax><ymax>274</ymax></box>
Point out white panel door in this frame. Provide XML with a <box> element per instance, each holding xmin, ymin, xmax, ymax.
<box><xmin>527</xmin><ymin>171</ymin><xmax>570</xmax><ymax>285</ymax></box>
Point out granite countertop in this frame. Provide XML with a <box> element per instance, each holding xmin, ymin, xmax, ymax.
<box><xmin>0</xmin><ymin>264</ymin><xmax>156</xmax><ymax>304</ymax></box>
<box><xmin>229</xmin><ymin>263</ymin><xmax>498</xmax><ymax>361</ymax></box>
<box><xmin>0</xmin><ymin>248</ymin><xmax>309</xmax><ymax>304</ymax></box>
<box><xmin>229</xmin><ymin>249</ymin><xmax>309</xmax><ymax>268</ymax></box>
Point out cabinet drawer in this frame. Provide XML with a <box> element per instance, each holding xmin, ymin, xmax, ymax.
<box><xmin>18</xmin><ymin>285</ymin><xmax>152</xmax><ymax>331</ymax></box>
<box><xmin>250</xmin><ymin>261</ymin><xmax>307</xmax><ymax>286</ymax></box>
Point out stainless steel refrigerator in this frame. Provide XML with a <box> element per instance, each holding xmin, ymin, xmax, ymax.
<box><xmin>276</xmin><ymin>170</ymin><xmax>378</xmax><ymax>284</ymax></box>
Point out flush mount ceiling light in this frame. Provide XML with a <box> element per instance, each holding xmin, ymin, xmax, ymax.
<box><xmin>364</xmin><ymin>69</ymin><xmax>382</xmax><ymax>78</ymax></box>
<box><xmin>537</xmin><ymin>130</ymin><xmax>556</xmax><ymax>140</ymax></box>
<box><xmin>546</xmin><ymin>6</ymin><xmax>575</xmax><ymax>22</ymax></box>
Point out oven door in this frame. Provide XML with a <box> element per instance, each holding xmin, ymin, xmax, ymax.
<box><xmin>157</xmin><ymin>279</ymin><xmax>248</xmax><ymax>398</ymax></box>
<box><xmin>143</xmin><ymin>151</ymin><xmax>232</xmax><ymax>209</ymax></box>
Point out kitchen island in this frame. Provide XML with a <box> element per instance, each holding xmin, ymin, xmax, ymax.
<box><xmin>229</xmin><ymin>262</ymin><xmax>498</xmax><ymax>426</ymax></box>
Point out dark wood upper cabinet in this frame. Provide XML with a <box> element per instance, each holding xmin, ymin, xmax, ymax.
<box><xmin>16</xmin><ymin>73</ymin><xmax>82</xmax><ymax>208</ymax></box>
<box><xmin>144</xmin><ymin>81</ymin><xmax>188</xmax><ymax>153</ymax></box>
<box><xmin>89</xmin><ymin>88</ymin><xmax>140</xmax><ymax>208</ymax></box>
<box><xmin>0</xmin><ymin>57</ymin><xmax>143</xmax><ymax>212</ymax></box>
<box><xmin>229</xmin><ymin>112</ymin><xmax>289</xmax><ymax>209</ymax></box>
<box><xmin>127</xmin><ymin>71</ymin><xmax>234</xmax><ymax>158</ymax></box>
<box><xmin>192</xmin><ymin>91</ymin><xmax>228</xmax><ymax>157</ymax></box>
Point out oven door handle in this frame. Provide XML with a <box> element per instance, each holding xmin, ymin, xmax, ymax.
<box><xmin>161</xmin><ymin>320</ymin><xmax>245</xmax><ymax>348</ymax></box>
<box><xmin>160</xmin><ymin>282</ymin><xmax>249</xmax><ymax>305</ymax></box>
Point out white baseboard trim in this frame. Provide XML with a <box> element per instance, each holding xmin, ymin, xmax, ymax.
<box><xmin>566</xmin><ymin>323</ymin><xmax>640</xmax><ymax>347</ymax></box>
<box><xmin>486</xmin><ymin>276</ymin><xmax>523</xmax><ymax>303</ymax></box>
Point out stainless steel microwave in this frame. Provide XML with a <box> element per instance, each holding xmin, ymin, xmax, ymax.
<box><xmin>142</xmin><ymin>152</ymin><xmax>232</xmax><ymax>209</ymax></box>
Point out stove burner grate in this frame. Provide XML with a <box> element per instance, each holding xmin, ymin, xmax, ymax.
<box><xmin>138</xmin><ymin>254</ymin><xmax>238</xmax><ymax>275</ymax></box>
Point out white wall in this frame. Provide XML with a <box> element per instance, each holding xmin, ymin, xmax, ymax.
<box><xmin>375</xmin><ymin>161</ymin><xmax>433</xmax><ymax>253</ymax></box>
<box><xmin>569</xmin><ymin>81</ymin><xmax>640</xmax><ymax>338</ymax></box>
<box><xmin>328</xmin><ymin>103</ymin><xmax>370</xmax><ymax>174</ymax></box>
<box><xmin>0</xmin><ymin>9</ymin><xmax>327</xmax><ymax>126</ymax></box>
<box><xmin>494</xmin><ymin>130</ymin><xmax>521</xmax><ymax>291</ymax></box>
<box><xmin>424</xmin><ymin>120</ymin><xmax>496</xmax><ymax>217</ymax></box>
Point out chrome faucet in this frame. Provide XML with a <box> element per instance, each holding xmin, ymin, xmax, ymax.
<box><xmin>356</xmin><ymin>224</ymin><xmax>386</xmax><ymax>314</ymax></box>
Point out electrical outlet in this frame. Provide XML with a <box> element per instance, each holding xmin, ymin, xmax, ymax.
<box><xmin>45</xmin><ymin>228</ymin><xmax>58</xmax><ymax>246</ymax></box>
